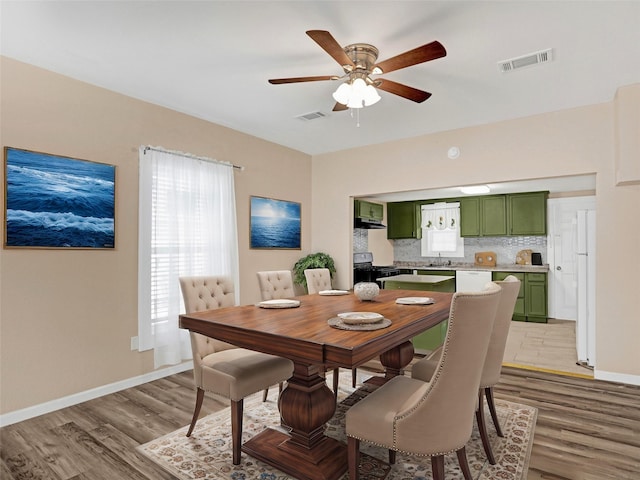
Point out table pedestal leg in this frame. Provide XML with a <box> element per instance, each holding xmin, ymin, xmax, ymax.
<box><xmin>242</xmin><ymin>363</ymin><xmax>346</xmax><ymax>480</ymax></box>
<box><xmin>365</xmin><ymin>340</ymin><xmax>415</xmax><ymax>387</ymax></box>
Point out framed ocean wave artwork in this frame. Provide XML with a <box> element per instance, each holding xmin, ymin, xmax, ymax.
<box><xmin>4</xmin><ymin>147</ymin><xmax>116</xmax><ymax>249</ymax></box>
<box><xmin>250</xmin><ymin>196</ymin><xmax>301</xmax><ymax>249</ymax></box>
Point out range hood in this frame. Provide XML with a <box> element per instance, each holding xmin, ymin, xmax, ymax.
<box><xmin>354</xmin><ymin>217</ymin><xmax>386</xmax><ymax>229</ymax></box>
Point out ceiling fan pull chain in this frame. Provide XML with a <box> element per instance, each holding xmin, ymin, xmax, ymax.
<box><xmin>356</xmin><ymin>108</ymin><xmax>360</xmax><ymax>127</ymax></box>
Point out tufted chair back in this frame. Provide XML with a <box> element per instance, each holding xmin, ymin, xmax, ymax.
<box><xmin>256</xmin><ymin>270</ymin><xmax>295</xmax><ymax>300</ymax></box>
<box><xmin>304</xmin><ymin>268</ymin><xmax>332</xmax><ymax>294</ymax></box>
<box><xmin>179</xmin><ymin>276</ymin><xmax>237</xmax><ymax>373</ymax></box>
<box><xmin>178</xmin><ymin>275</ymin><xmax>294</xmax><ymax>464</ymax></box>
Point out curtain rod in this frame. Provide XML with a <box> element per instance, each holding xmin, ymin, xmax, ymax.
<box><xmin>143</xmin><ymin>146</ymin><xmax>244</xmax><ymax>171</ymax></box>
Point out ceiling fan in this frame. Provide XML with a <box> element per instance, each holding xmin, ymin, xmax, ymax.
<box><xmin>268</xmin><ymin>30</ymin><xmax>446</xmax><ymax>111</ymax></box>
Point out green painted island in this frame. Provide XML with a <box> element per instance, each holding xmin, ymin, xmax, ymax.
<box><xmin>377</xmin><ymin>274</ymin><xmax>455</xmax><ymax>353</ymax></box>
<box><xmin>378</xmin><ymin>274</ymin><xmax>456</xmax><ymax>292</ymax></box>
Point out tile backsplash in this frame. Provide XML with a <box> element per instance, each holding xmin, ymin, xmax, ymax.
<box><xmin>353</xmin><ymin>229</ymin><xmax>547</xmax><ymax>265</ymax></box>
<box><xmin>393</xmin><ymin>236</ymin><xmax>547</xmax><ymax>266</ymax></box>
<box><xmin>353</xmin><ymin>229</ymin><xmax>368</xmax><ymax>252</ymax></box>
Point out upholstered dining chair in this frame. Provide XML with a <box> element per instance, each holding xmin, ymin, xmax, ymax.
<box><xmin>411</xmin><ymin>275</ymin><xmax>521</xmax><ymax>465</ymax></box>
<box><xmin>256</xmin><ymin>270</ymin><xmax>296</xmax><ymax>300</ymax></box>
<box><xmin>256</xmin><ymin>269</ymin><xmax>342</xmax><ymax>397</ymax></box>
<box><xmin>304</xmin><ymin>267</ymin><xmax>360</xmax><ymax>390</ymax></box>
<box><xmin>346</xmin><ymin>282</ymin><xmax>503</xmax><ymax>480</ymax></box>
<box><xmin>304</xmin><ymin>268</ymin><xmax>333</xmax><ymax>294</ymax></box>
<box><xmin>179</xmin><ymin>276</ymin><xmax>294</xmax><ymax>465</ymax></box>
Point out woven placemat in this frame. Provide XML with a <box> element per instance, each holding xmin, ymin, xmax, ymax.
<box><xmin>327</xmin><ymin>317</ymin><xmax>392</xmax><ymax>330</ymax></box>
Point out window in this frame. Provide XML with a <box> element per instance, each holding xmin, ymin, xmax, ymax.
<box><xmin>421</xmin><ymin>202</ymin><xmax>464</xmax><ymax>257</ymax></box>
<box><xmin>138</xmin><ymin>147</ymin><xmax>239</xmax><ymax>368</ymax></box>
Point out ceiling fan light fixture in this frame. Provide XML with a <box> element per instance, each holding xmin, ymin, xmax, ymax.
<box><xmin>332</xmin><ymin>82</ymin><xmax>352</xmax><ymax>104</ymax></box>
<box><xmin>363</xmin><ymin>84</ymin><xmax>381</xmax><ymax>106</ymax></box>
<box><xmin>333</xmin><ymin>78</ymin><xmax>381</xmax><ymax>109</ymax></box>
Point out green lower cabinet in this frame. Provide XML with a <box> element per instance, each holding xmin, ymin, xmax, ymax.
<box><xmin>384</xmin><ymin>272</ymin><xmax>454</xmax><ymax>351</ymax></box>
<box><xmin>492</xmin><ymin>271</ymin><xmax>546</xmax><ymax>323</ymax></box>
<box><xmin>525</xmin><ymin>273</ymin><xmax>548</xmax><ymax>322</ymax></box>
<box><xmin>412</xmin><ymin>321</ymin><xmax>448</xmax><ymax>353</ymax></box>
<box><xmin>416</xmin><ymin>269</ymin><xmax>456</xmax><ymax>278</ymax></box>
<box><xmin>383</xmin><ymin>277</ymin><xmax>455</xmax><ymax>292</ymax></box>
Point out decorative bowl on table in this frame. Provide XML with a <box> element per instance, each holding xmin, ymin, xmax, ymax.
<box><xmin>353</xmin><ymin>282</ymin><xmax>380</xmax><ymax>301</ymax></box>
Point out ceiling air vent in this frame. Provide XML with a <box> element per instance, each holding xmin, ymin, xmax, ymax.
<box><xmin>498</xmin><ymin>48</ymin><xmax>553</xmax><ymax>73</ymax></box>
<box><xmin>296</xmin><ymin>111</ymin><xmax>327</xmax><ymax>121</ymax></box>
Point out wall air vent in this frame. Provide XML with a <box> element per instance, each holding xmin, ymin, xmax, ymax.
<box><xmin>498</xmin><ymin>48</ymin><xmax>553</xmax><ymax>73</ymax></box>
<box><xmin>296</xmin><ymin>111</ymin><xmax>327</xmax><ymax>121</ymax></box>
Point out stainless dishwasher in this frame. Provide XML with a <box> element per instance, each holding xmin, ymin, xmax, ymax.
<box><xmin>456</xmin><ymin>270</ymin><xmax>492</xmax><ymax>292</ymax></box>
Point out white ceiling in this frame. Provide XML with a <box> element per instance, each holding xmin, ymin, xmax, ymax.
<box><xmin>2</xmin><ymin>1</ymin><xmax>639</xmax><ymax>159</ymax></box>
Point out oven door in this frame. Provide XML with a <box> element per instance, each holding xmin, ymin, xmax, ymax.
<box><xmin>354</xmin><ymin>268</ymin><xmax>375</xmax><ymax>285</ymax></box>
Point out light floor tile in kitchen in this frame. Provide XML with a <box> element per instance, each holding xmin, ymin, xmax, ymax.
<box><xmin>503</xmin><ymin>318</ymin><xmax>594</xmax><ymax>377</ymax></box>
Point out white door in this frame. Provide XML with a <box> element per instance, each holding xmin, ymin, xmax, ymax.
<box><xmin>547</xmin><ymin>196</ymin><xmax>596</xmax><ymax>320</ymax></box>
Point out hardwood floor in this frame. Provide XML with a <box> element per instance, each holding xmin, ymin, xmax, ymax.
<box><xmin>493</xmin><ymin>367</ymin><xmax>640</xmax><ymax>480</ymax></box>
<box><xmin>503</xmin><ymin>319</ymin><xmax>594</xmax><ymax>377</ymax></box>
<box><xmin>2</xmin><ymin>364</ymin><xmax>639</xmax><ymax>480</ymax></box>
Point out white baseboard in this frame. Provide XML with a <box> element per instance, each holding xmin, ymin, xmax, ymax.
<box><xmin>594</xmin><ymin>369</ymin><xmax>640</xmax><ymax>386</ymax></box>
<box><xmin>0</xmin><ymin>361</ymin><xmax>193</xmax><ymax>427</ymax></box>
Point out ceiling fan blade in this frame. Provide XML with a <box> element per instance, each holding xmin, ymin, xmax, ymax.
<box><xmin>376</xmin><ymin>79</ymin><xmax>432</xmax><ymax>103</ymax></box>
<box><xmin>374</xmin><ymin>41</ymin><xmax>446</xmax><ymax>74</ymax></box>
<box><xmin>269</xmin><ymin>75</ymin><xmax>335</xmax><ymax>84</ymax></box>
<box><xmin>332</xmin><ymin>102</ymin><xmax>348</xmax><ymax>112</ymax></box>
<box><xmin>306</xmin><ymin>30</ymin><xmax>355</xmax><ymax>69</ymax></box>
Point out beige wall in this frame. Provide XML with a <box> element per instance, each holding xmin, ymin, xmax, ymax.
<box><xmin>1</xmin><ymin>56</ymin><xmax>638</xmax><ymax>417</ymax></box>
<box><xmin>312</xmin><ymin>87</ymin><xmax>640</xmax><ymax>382</ymax></box>
<box><xmin>0</xmin><ymin>57</ymin><xmax>311</xmax><ymax>414</ymax></box>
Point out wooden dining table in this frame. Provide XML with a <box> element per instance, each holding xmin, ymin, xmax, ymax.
<box><xmin>179</xmin><ymin>288</ymin><xmax>453</xmax><ymax>480</ymax></box>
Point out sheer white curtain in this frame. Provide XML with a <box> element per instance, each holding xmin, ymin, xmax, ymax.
<box><xmin>138</xmin><ymin>146</ymin><xmax>240</xmax><ymax>368</ymax></box>
<box><xmin>421</xmin><ymin>202</ymin><xmax>464</xmax><ymax>257</ymax></box>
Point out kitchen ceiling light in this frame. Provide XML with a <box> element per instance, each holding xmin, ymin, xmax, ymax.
<box><xmin>461</xmin><ymin>185</ymin><xmax>491</xmax><ymax>195</ymax></box>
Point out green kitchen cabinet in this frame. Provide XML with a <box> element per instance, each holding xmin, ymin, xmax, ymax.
<box><xmin>355</xmin><ymin>199</ymin><xmax>383</xmax><ymax>221</ymax></box>
<box><xmin>492</xmin><ymin>271</ymin><xmax>525</xmax><ymax>320</ymax></box>
<box><xmin>493</xmin><ymin>271</ymin><xmax>547</xmax><ymax>322</ymax></box>
<box><xmin>509</xmin><ymin>191</ymin><xmax>548</xmax><ymax>235</ymax></box>
<box><xmin>525</xmin><ymin>272</ymin><xmax>548</xmax><ymax>322</ymax></box>
<box><xmin>460</xmin><ymin>197</ymin><xmax>481</xmax><ymax>236</ymax></box>
<box><xmin>460</xmin><ymin>192</ymin><xmax>547</xmax><ymax>237</ymax></box>
<box><xmin>382</xmin><ymin>275</ymin><xmax>455</xmax><ymax>292</ymax></box>
<box><xmin>387</xmin><ymin>201</ymin><xmax>421</xmax><ymax>239</ymax></box>
<box><xmin>481</xmin><ymin>195</ymin><xmax>508</xmax><ymax>236</ymax></box>
<box><xmin>417</xmin><ymin>270</ymin><xmax>457</xmax><ymax>284</ymax></box>
<box><xmin>412</xmin><ymin>322</ymin><xmax>448</xmax><ymax>353</ymax></box>
<box><xmin>381</xmin><ymin>273</ymin><xmax>454</xmax><ymax>351</ymax></box>
<box><xmin>460</xmin><ymin>195</ymin><xmax>507</xmax><ymax>236</ymax></box>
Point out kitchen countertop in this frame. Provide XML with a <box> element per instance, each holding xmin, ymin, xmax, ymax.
<box><xmin>393</xmin><ymin>262</ymin><xmax>549</xmax><ymax>273</ymax></box>
<box><xmin>378</xmin><ymin>274</ymin><xmax>456</xmax><ymax>283</ymax></box>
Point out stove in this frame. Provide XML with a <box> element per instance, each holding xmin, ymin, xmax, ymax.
<box><xmin>353</xmin><ymin>252</ymin><xmax>400</xmax><ymax>287</ymax></box>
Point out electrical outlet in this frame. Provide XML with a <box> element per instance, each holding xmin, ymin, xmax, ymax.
<box><xmin>130</xmin><ymin>336</ymin><xmax>139</xmax><ymax>351</ymax></box>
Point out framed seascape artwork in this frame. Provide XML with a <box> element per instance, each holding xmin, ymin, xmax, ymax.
<box><xmin>250</xmin><ymin>196</ymin><xmax>301</xmax><ymax>249</ymax></box>
<box><xmin>4</xmin><ymin>147</ymin><xmax>116</xmax><ymax>249</ymax></box>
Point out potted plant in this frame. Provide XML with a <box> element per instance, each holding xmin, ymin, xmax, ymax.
<box><xmin>292</xmin><ymin>252</ymin><xmax>336</xmax><ymax>291</ymax></box>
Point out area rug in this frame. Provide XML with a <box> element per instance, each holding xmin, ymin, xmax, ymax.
<box><xmin>138</xmin><ymin>374</ymin><xmax>537</xmax><ymax>480</ymax></box>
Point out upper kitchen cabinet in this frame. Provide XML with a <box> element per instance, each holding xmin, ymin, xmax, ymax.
<box><xmin>508</xmin><ymin>191</ymin><xmax>548</xmax><ymax>235</ymax></box>
<box><xmin>387</xmin><ymin>201</ymin><xmax>421</xmax><ymax>239</ymax></box>
<box><xmin>482</xmin><ymin>195</ymin><xmax>508</xmax><ymax>236</ymax></box>
<box><xmin>459</xmin><ymin>197</ymin><xmax>481</xmax><ymax>236</ymax></box>
<box><xmin>354</xmin><ymin>199</ymin><xmax>384</xmax><ymax>221</ymax></box>
<box><xmin>460</xmin><ymin>195</ymin><xmax>507</xmax><ymax>237</ymax></box>
<box><xmin>460</xmin><ymin>192</ymin><xmax>547</xmax><ymax>237</ymax></box>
